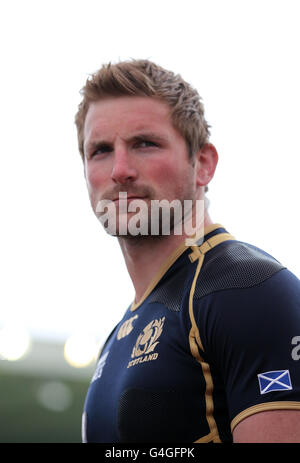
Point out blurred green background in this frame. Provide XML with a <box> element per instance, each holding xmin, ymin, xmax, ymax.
<box><xmin>0</xmin><ymin>338</ymin><xmax>94</xmax><ymax>443</ymax></box>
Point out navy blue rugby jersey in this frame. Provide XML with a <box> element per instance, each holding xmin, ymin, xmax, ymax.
<box><xmin>82</xmin><ymin>224</ymin><xmax>300</xmax><ymax>443</ymax></box>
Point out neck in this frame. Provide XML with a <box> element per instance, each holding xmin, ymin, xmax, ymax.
<box><xmin>118</xmin><ymin>209</ymin><xmax>214</xmax><ymax>304</ymax></box>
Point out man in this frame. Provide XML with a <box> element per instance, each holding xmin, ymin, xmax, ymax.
<box><xmin>75</xmin><ymin>59</ymin><xmax>300</xmax><ymax>443</ymax></box>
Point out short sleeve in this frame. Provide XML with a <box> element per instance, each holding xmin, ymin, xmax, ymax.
<box><xmin>197</xmin><ymin>268</ymin><xmax>300</xmax><ymax>431</ymax></box>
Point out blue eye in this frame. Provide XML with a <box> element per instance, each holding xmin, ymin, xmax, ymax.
<box><xmin>91</xmin><ymin>144</ymin><xmax>112</xmax><ymax>157</ymax></box>
<box><xmin>138</xmin><ymin>140</ymin><xmax>157</xmax><ymax>148</ymax></box>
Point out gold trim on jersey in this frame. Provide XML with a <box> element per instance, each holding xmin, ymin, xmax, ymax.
<box><xmin>231</xmin><ymin>401</ymin><xmax>300</xmax><ymax>432</ymax></box>
<box><xmin>188</xmin><ymin>231</ymin><xmax>236</xmax><ymax>443</ymax></box>
<box><xmin>130</xmin><ymin>223</ymin><xmax>226</xmax><ymax>312</ymax></box>
<box><xmin>194</xmin><ymin>431</ymin><xmax>220</xmax><ymax>443</ymax></box>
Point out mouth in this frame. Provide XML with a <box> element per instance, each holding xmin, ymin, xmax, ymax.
<box><xmin>113</xmin><ymin>196</ymin><xmax>146</xmax><ymax>202</ymax></box>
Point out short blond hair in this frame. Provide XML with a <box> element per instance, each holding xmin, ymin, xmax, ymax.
<box><xmin>75</xmin><ymin>59</ymin><xmax>210</xmax><ymax>191</ymax></box>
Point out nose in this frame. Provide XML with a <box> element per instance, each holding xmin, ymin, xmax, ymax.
<box><xmin>111</xmin><ymin>144</ymin><xmax>138</xmax><ymax>184</ymax></box>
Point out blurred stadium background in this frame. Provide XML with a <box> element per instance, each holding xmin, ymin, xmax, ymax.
<box><xmin>0</xmin><ymin>331</ymin><xmax>97</xmax><ymax>443</ymax></box>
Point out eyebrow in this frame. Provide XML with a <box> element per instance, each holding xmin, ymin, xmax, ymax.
<box><xmin>130</xmin><ymin>132</ymin><xmax>168</xmax><ymax>143</ymax></box>
<box><xmin>84</xmin><ymin>131</ymin><xmax>168</xmax><ymax>156</ymax></box>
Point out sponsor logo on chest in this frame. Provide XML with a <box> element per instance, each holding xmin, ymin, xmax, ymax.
<box><xmin>117</xmin><ymin>315</ymin><xmax>138</xmax><ymax>340</ymax></box>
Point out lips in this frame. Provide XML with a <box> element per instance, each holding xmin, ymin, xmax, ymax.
<box><xmin>101</xmin><ymin>187</ymin><xmax>153</xmax><ymax>203</ymax></box>
<box><xmin>112</xmin><ymin>195</ymin><xmax>146</xmax><ymax>202</ymax></box>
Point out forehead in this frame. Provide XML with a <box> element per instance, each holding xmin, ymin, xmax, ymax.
<box><xmin>83</xmin><ymin>96</ymin><xmax>174</xmax><ymax>143</ymax></box>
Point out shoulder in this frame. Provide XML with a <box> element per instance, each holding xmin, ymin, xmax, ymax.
<box><xmin>192</xmin><ymin>238</ymin><xmax>300</xmax><ymax>358</ymax></box>
<box><xmin>194</xmin><ymin>239</ymin><xmax>288</xmax><ymax>299</ymax></box>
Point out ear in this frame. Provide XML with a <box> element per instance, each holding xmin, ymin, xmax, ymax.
<box><xmin>195</xmin><ymin>143</ymin><xmax>218</xmax><ymax>188</ymax></box>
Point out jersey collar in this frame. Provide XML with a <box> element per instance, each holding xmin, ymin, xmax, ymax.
<box><xmin>130</xmin><ymin>223</ymin><xmax>226</xmax><ymax>311</ymax></box>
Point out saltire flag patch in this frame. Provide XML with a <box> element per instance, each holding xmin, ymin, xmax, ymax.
<box><xmin>258</xmin><ymin>370</ymin><xmax>292</xmax><ymax>395</ymax></box>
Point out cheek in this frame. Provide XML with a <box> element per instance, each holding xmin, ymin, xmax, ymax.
<box><xmin>85</xmin><ymin>166</ymin><xmax>107</xmax><ymax>190</ymax></box>
<box><xmin>145</xmin><ymin>160</ymin><xmax>180</xmax><ymax>183</ymax></box>
<box><xmin>147</xmin><ymin>159</ymin><xmax>195</xmax><ymax>198</ymax></box>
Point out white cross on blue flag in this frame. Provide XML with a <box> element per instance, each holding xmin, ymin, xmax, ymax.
<box><xmin>258</xmin><ymin>370</ymin><xmax>292</xmax><ymax>395</ymax></box>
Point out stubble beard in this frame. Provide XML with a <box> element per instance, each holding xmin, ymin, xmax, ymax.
<box><xmin>95</xmin><ymin>178</ymin><xmax>200</xmax><ymax>243</ymax></box>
